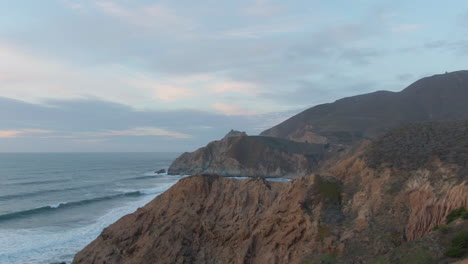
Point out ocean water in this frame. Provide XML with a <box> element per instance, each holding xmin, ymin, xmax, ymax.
<box><xmin>0</xmin><ymin>152</ymin><xmax>184</xmax><ymax>264</ymax></box>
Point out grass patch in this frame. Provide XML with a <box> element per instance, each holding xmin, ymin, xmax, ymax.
<box><xmin>445</xmin><ymin>231</ymin><xmax>468</xmax><ymax>258</ymax></box>
<box><xmin>366</xmin><ymin>257</ymin><xmax>390</xmax><ymax>264</ymax></box>
<box><xmin>316</xmin><ymin>225</ymin><xmax>331</xmax><ymax>242</ymax></box>
<box><xmin>400</xmin><ymin>248</ymin><xmax>436</xmax><ymax>264</ymax></box>
<box><xmin>432</xmin><ymin>224</ymin><xmax>450</xmax><ymax>233</ymax></box>
<box><xmin>445</xmin><ymin>246</ymin><xmax>465</xmax><ymax>258</ymax></box>
<box><xmin>320</xmin><ymin>252</ymin><xmax>337</xmax><ymax>264</ymax></box>
<box><xmin>446</xmin><ymin>207</ymin><xmax>467</xmax><ymax>224</ymax></box>
<box><xmin>452</xmin><ymin>231</ymin><xmax>468</xmax><ymax>248</ymax></box>
<box><xmin>316</xmin><ymin>179</ymin><xmax>341</xmax><ymax>203</ymax></box>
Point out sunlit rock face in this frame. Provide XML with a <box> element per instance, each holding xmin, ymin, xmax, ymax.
<box><xmin>74</xmin><ymin>120</ymin><xmax>467</xmax><ymax>264</ymax></box>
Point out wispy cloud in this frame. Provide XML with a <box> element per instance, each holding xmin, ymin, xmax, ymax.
<box><xmin>391</xmin><ymin>24</ymin><xmax>423</xmax><ymax>32</ymax></box>
<box><xmin>0</xmin><ymin>43</ymin><xmax>270</xmax><ymax>113</ymax></box>
<box><xmin>1</xmin><ymin>0</ymin><xmax>467</xmax><ymax>152</ymax></box>
<box><xmin>243</xmin><ymin>0</ymin><xmax>284</xmax><ymax>17</ymax></box>
<box><xmin>60</xmin><ymin>0</ymin><xmax>83</xmax><ymax>10</ymax></box>
<box><xmin>81</xmin><ymin>127</ymin><xmax>192</xmax><ymax>139</ymax></box>
<box><xmin>73</xmin><ymin>138</ymin><xmax>109</xmax><ymax>143</ymax></box>
<box><xmin>94</xmin><ymin>1</ymin><xmax>195</xmax><ymax>31</ymax></box>
<box><xmin>41</xmin><ymin>135</ymin><xmax>75</xmax><ymax>139</ymax></box>
<box><xmin>216</xmin><ymin>22</ymin><xmax>301</xmax><ymax>39</ymax></box>
<box><xmin>0</xmin><ymin>131</ymin><xmax>22</xmax><ymax>138</ymax></box>
<box><xmin>0</xmin><ymin>129</ymin><xmax>54</xmax><ymax>138</ymax></box>
<box><xmin>212</xmin><ymin>81</ymin><xmax>260</xmax><ymax>96</ymax></box>
<box><xmin>212</xmin><ymin>103</ymin><xmax>256</xmax><ymax>116</ymax></box>
<box><xmin>126</xmin><ymin>75</ymin><xmax>192</xmax><ymax>102</ymax></box>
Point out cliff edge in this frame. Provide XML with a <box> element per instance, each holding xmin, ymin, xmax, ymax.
<box><xmin>74</xmin><ymin>120</ymin><xmax>468</xmax><ymax>263</ymax></box>
<box><xmin>168</xmin><ymin>71</ymin><xmax>468</xmax><ymax>178</ymax></box>
<box><xmin>168</xmin><ymin>134</ymin><xmax>337</xmax><ymax>178</ymax></box>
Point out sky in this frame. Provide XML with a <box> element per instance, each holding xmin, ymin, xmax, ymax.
<box><xmin>0</xmin><ymin>0</ymin><xmax>467</xmax><ymax>152</ymax></box>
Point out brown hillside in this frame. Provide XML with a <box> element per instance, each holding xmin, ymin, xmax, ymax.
<box><xmin>261</xmin><ymin>71</ymin><xmax>468</xmax><ymax>144</ymax></box>
<box><xmin>73</xmin><ymin>120</ymin><xmax>468</xmax><ymax>264</ymax></box>
<box><xmin>168</xmin><ymin>135</ymin><xmax>337</xmax><ymax>178</ymax></box>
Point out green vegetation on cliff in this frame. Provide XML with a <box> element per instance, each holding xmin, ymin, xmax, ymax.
<box><xmin>365</xmin><ymin>119</ymin><xmax>468</xmax><ymax>170</ymax></box>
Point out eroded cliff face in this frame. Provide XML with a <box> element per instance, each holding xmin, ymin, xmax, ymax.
<box><xmin>74</xmin><ymin>153</ymin><xmax>467</xmax><ymax>264</ymax></box>
<box><xmin>328</xmin><ymin>154</ymin><xmax>467</xmax><ymax>260</ymax></box>
<box><xmin>74</xmin><ymin>120</ymin><xmax>467</xmax><ymax>263</ymax></box>
<box><xmin>168</xmin><ymin>135</ymin><xmax>334</xmax><ymax>178</ymax></box>
<box><xmin>73</xmin><ymin>174</ymin><xmax>343</xmax><ymax>264</ymax></box>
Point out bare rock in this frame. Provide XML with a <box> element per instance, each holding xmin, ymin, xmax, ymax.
<box><xmin>73</xmin><ymin>174</ymin><xmax>338</xmax><ymax>264</ymax></box>
<box><xmin>222</xmin><ymin>129</ymin><xmax>247</xmax><ymax>139</ymax></box>
<box><xmin>168</xmin><ymin>135</ymin><xmax>336</xmax><ymax>177</ymax></box>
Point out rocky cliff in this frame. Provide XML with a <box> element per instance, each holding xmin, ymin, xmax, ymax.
<box><xmin>223</xmin><ymin>129</ymin><xmax>247</xmax><ymax>139</ymax></box>
<box><xmin>168</xmin><ymin>135</ymin><xmax>337</xmax><ymax>178</ymax></box>
<box><xmin>169</xmin><ymin>71</ymin><xmax>468</xmax><ymax>178</ymax></box>
<box><xmin>73</xmin><ymin>120</ymin><xmax>468</xmax><ymax>264</ymax></box>
<box><xmin>261</xmin><ymin>71</ymin><xmax>468</xmax><ymax>144</ymax></box>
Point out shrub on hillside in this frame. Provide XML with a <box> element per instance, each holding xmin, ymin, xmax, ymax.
<box><xmin>365</xmin><ymin>120</ymin><xmax>468</xmax><ymax>169</ymax></box>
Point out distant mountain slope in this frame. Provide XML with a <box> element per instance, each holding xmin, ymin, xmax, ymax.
<box><xmin>169</xmin><ymin>71</ymin><xmax>468</xmax><ymax>177</ymax></box>
<box><xmin>261</xmin><ymin>71</ymin><xmax>468</xmax><ymax>144</ymax></box>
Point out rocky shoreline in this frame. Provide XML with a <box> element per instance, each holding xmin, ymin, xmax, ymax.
<box><xmin>74</xmin><ymin>120</ymin><xmax>468</xmax><ymax>263</ymax></box>
<box><xmin>72</xmin><ymin>72</ymin><xmax>468</xmax><ymax>263</ymax></box>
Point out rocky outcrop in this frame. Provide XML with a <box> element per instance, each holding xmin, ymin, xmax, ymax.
<box><xmin>169</xmin><ymin>72</ymin><xmax>468</xmax><ymax>178</ymax></box>
<box><xmin>74</xmin><ymin>120</ymin><xmax>468</xmax><ymax>264</ymax></box>
<box><xmin>73</xmin><ymin>165</ymin><xmax>467</xmax><ymax>264</ymax></box>
<box><xmin>223</xmin><ymin>129</ymin><xmax>247</xmax><ymax>139</ymax></box>
<box><xmin>261</xmin><ymin>71</ymin><xmax>468</xmax><ymax>144</ymax></box>
<box><xmin>168</xmin><ymin>135</ymin><xmax>337</xmax><ymax>178</ymax></box>
<box><xmin>73</xmin><ymin>174</ymin><xmax>337</xmax><ymax>264</ymax></box>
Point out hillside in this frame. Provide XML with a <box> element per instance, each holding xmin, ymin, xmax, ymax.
<box><xmin>169</xmin><ymin>71</ymin><xmax>468</xmax><ymax>177</ymax></box>
<box><xmin>261</xmin><ymin>71</ymin><xmax>468</xmax><ymax>144</ymax></box>
<box><xmin>168</xmin><ymin>133</ymin><xmax>338</xmax><ymax>177</ymax></box>
<box><xmin>365</xmin><ymin>119</ymin><xmax>468</xmax><ymax>170</ymax></box>
<box><xmin>73</xmin><ymin>119</ymin><xmax>468</xmax><ymax>264</ymax></box>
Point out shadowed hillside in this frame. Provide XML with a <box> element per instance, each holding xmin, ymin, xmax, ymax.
<box><xmin>169</xmin><ymin>71</ymin><xmax>468</xmax><ymax>177</ymax></box>
<box><xmin>365</xmin><ymin>119</ymin><xmax>468</xmax><ymax>170</ymax></box>
<box><xmin>168</xmin><ymin>134</ymin><xmax>338</xmax><ymax>177</ymax></box>
<box><xmin>261</xmin><ymin>71</ymin><xmax>468</xmax><ymax>144</ymax></box>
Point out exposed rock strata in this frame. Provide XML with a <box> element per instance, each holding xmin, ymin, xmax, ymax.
<box><xmin>223</xmin><ymin>129</ymin><xmax>247</xmax><ymax>139</ymax></box>
<box><xmin>168</xmin><ymin>135</ymin><xmax>335</xmax><ymax>177</ymax></box>
<box><xmin>74</xmin><ymin>120</ymin><xmax>468</xmax><ymax>263</ymax></box>
<box><xmin>73</xmin><ymin>174</ymin><xmax>336</xmax><ymax>264</ymax></box>
<box><xmin>73</xmin><ymin>162</ymin><xmax>467</xmax><ymax>263</ymax></box>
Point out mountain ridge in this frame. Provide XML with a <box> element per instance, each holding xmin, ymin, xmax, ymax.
<box><xmin>168</xmin><ymin>135</ymin><xmax>337</xmax><ymax>177</ymax></box>
<box><xmin>169</xmin><ymin>71</ymin><xmax>468</xmax><ymax>177</ymax></box>
<box><xmin>261</xmin><ymin>70</ymin><xmax>468</xmax><ymax>144</ymax></box>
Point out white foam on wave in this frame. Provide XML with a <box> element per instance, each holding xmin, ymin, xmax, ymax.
<box><xmin>115</xmin><ymin>182</ymin><xmax>177</xmax><ymax>196</ymax></box>
<box><xmin>139</xmin><ymin>183</ymin><xmax>174</xmax><ymax>195</ymax></box>
<box><xmin>49</xmin><ymin>202</ymin><xmax>65</xmax><ymax>209</ymax></box>
<box><xmin>142</xmin><ymin>170</ymin><xmax>169</xmax><ymax>176</ymax></box>
<box><xmin>0</xmin><ymin>179</ymin><xmax>181</xmax><ymax>264</ymax></box>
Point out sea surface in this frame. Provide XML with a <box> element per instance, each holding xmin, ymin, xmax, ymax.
<box><xmin>0</xmin><ymin>152</ymin><xmax>184</xmax><ymax>264</ymax></box>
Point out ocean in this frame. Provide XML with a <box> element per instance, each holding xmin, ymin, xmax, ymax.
<box><xmin>0</xmin><ymin>152</ymin><xmax>184</xmax><ymax>264</ymax></box>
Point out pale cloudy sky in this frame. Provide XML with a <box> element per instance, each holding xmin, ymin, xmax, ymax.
<box><xmin>1</xmin><ymin>0</ymin><xmax>467</xmax><ymax>152</ymax></box>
